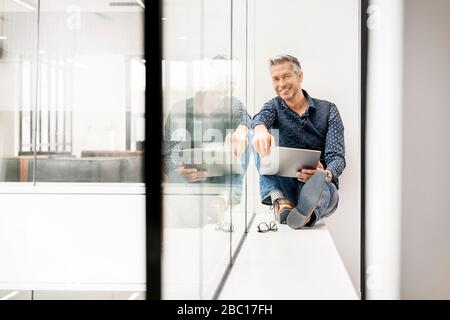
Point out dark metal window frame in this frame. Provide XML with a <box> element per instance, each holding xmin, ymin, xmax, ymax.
<box><xmin>361</xmin><ymin>0</ymin><xmax>369</xmax><ymax>301</ymax></box>
<box><xmin>146</xmin><ymin>0</ymin><xmax>162</xmax><ymax>300</ymax></box>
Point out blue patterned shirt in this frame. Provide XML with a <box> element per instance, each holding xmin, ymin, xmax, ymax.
<box><xmin>252</xmin><ymin>90</ymin><xmax>346</xmax><ymax>183</ymax></box>
<box><xmin>164</xmin><ymin>94</ymin><xmax>251</xmax><ymax>174</ymax></box>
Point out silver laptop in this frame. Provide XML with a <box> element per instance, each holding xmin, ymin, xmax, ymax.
<box><xmin>179</xmin><ymin>146</ymin><xmax>244</xmax><ymax>177</ymax></box>
<box><xmin>259</xmin><ymin>146</ymin><xmax>321</xmax><ymax>178</ymax></box>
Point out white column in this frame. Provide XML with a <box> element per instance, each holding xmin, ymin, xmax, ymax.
<box><xmin>366</xmin><ymin>0</ymin><xmax>404</xmax><ymax>299</ymax></box>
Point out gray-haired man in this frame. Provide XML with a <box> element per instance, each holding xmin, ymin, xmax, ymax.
<box><xmin>252</xmin><ymin>54</ymin><xmax>346</xmax><ymax>229</ymax></box>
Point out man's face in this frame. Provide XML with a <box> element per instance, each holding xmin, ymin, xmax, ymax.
<box><xmin>202</xmin><ymin>82</ymin><xmax>230</xmax><ymax>113</ymax></box>
<box><xmin>270</xmin><ymin>62</ymin><xmax>303</xmax><ymax>101</ymax></box>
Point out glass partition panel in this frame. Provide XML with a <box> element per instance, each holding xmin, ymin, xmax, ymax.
<box><xmin>162</xmin><ymin>0</ymin><xmax>205</xmax><ymax>299</ymax></box>
<box><xmin>0</xmin><ymin>0</ymin><xmax>146</xmax><ymax>301</ymax></box>
<box><xmin>31</xmin><ymin>0</ymin><xmax>145</xmax><ymax>183</ymax></box>
<box><xmin>0</xmin><ymin>0</ymin><xmax>38</xmax><ymax>182</ymax></box>
<box><xmin>230</xmin><ymin>0</ymin><xmax>251</xmax><ymax>254</ymax></box>
<box><xmin>201</xmin><ymin>0</ymin><xmax>250</xmax><ymax>299</ymax></box>
<box><xmin>245</xmin><ymin>0</ymin><xmax>256</xmax><ymax>230</ymax></box>
<box><xmin>162</xmin><ymin>0</ymin><xmax>251</xmax><ymax>299</ymax></box>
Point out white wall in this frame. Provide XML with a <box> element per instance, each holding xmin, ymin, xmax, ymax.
<box><xmin>0</xmin><ymin>185</ymin><xmax>145</xmax><ymax>291</ymax></box>
<box><xmin>253</xmin><ymin>0</ymin><xmax>361</xmax><ymax>293</ymax></box>
<box><xmin>401</xmin><ymin>0</ymin><xmax>450</xmax><ymax>299</ymax></box>
<box><xmin>366</xmin><ymin>0</ymin><xmax>404</xmax><ymax>300</ymax></box>
<box><xmin>366</xmin><ymin>0</ymin><xmax>450</xmax><ymax>300</ymax></box>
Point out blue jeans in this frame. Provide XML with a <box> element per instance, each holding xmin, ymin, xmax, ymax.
<box><xmin>255</xmin><ymin>153</ymin><xmax>339</xmax><ymax>222</ymax></box>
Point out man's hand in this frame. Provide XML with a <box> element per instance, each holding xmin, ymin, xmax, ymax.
<box><xmin>177</xmin><ymin>162</ymin><xmax>208</xmax><ymax>182</ymax></box>
<box><xmin>252</xmin><ymin>125</ymin><xmax>275</xmax><ymax>158</ymax></box>
<box><xmin>297</xmin><ymin>161</ymin><xmax>331</xmax><ymax>183</ymax></box>
<box><xmin>225</xmin><ymin>124</ymin><xmax>248</xmax><ymax>158</ymax></box>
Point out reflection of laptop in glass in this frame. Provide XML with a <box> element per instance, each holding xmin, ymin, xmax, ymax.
<box><xmin>259</xmin><ymin>146</ymin><xmax>320</xmax><ymax>178</ymax></box>
<box><xmin>179</xmin><ymin>146</ymin><xmax>244</xmax><ymax>177</ymax></box>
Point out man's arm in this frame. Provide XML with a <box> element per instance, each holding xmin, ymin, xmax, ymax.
<box><xmin>251</xmin><ymin>100</ymin><xmax>277</xmax><ymax>157</ymax></box>
<box><xmin>231</xmin><ymin>97</ymin><xmax>252</xmax><ymax>129</ymax></box>
<box><xmin>163</xmin><ymin>109</ymin><xmax>208</xmax><ymax>182</ymax></box>
<box><xmin>324</xmin><ymin>103</ymin><xmax>346</xmax><ymax>181</ymax></box>
<box><xmin>224</xmin><ymin>97</ymin><xmax>252</xmax><ymax>158</ymax></box>
<box><xmin>163</xmin><ymin>110</ymin><xmax>183</xmax><ymax>174</ymax></box>
<box><xmin>251</xmin><ymin>99</ymin><xmax>277</xmax><ymax>130</ymax></box>
<box><xmin>225</xmin><ymin>123</ymin><xmax>249</xmax><ymax>158</ymax></box>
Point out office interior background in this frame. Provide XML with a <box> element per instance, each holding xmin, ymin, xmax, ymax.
<box><xmin>0</xmin><ymin>0</ymin><xmax>449</xmax><ymax>300</ymax></box>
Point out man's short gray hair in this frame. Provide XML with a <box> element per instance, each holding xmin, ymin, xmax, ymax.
<box><xmin>268</xmin><ymin>54</ymin><xmax>302</xmax><ymax>73</ymax></box>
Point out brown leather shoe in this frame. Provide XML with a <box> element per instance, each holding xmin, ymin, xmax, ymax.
<box><xmin>272</xmin><ymin>198</ymin><xmax>294</xmax><ymax>223</ymax></box>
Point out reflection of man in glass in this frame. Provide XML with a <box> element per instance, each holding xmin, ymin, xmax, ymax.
<box><xmin>163</xmin><ymin>56</ymin><xmax>251</xmax><ymax>228</ymax></box>
<box><xmin>252</xmin><ymin>55</ymin><xmax>345</xmax><ymax>229</ymax></box>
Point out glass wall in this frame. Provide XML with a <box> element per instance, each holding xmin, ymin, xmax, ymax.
<box><xmin>162</xmin><ymin>0</ymin><xmax>254</xmax><ymax>299</ymax></box>
<box><xmin>0</xmin><ymin>0</ymin><xmax>144</xmax><ymax>183</ymax></box>
<box><xmin>0</xmin><ymin>0</ymin><xmax>38</xmax><ymax>182</ymax></box>
<box><xmin>0</xmin><ymin>0</ymin><xmax>145</xmax><ymax>300</ymax></box>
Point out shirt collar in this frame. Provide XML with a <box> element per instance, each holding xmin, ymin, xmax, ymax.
<box><xmin>281</xmin><ymin>89</ymin><xmax>315</xmax><ymax>111</ymax></box>
<box><xmin>303</xmin><ymin>89</ymin><xmax>316</xmax><ymax>110</ymax></box>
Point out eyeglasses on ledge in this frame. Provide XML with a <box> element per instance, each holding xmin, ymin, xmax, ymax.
<box><xmin>257</xmin><ymin>221</ymin><xmax>278</xmax><ymax>233</ymax></box>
